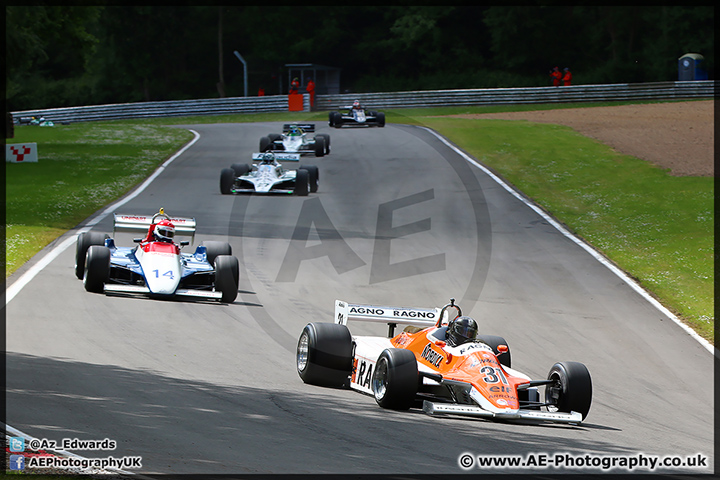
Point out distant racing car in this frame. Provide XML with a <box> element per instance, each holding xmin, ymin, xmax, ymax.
<box><xmin>297</xmin><ymin>298</ymin><xmax>593</xmax><ymax>425</ymax></box>
<box><xmin>329</xmin><ymin>100</ymin><xmax>385</xmax><ymax>128</ymax></box>
<box><xmin>220</xmin><ymin>152</ymin><xmax>318</xmax><ymax>196</ymax></box>
<box><xmin>75</xmin><ymin>208</ymin><xmax>239</xmax><ymax>303</ymax></box>
<box><xmin>259</xmin><ymin>123</ymin><xmax>329</xmax><ymax>156</ymax></box>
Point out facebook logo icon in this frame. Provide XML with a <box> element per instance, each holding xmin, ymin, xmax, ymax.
<box><xmin>9</xmin><ymin>455</ymin><xmax>25</xmax><ymax>471</ymax></box>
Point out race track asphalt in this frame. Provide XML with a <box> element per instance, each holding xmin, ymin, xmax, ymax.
<box><xmin>5</xmin><ymin>121</ymin><xmax>713</xmax><ymax>475</ymax></box>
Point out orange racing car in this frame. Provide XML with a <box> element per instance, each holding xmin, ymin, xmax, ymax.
<box><xmin>296</xmin><ymin>298</ymin><xmax>592</xmax><ymax>425</ymax></box>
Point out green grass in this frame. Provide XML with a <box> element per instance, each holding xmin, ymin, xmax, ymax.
<box><xmin>5</xmin><ymin>122</ymin><xmax>194</xmax><ymax>274</ymax></box>
<box><xmin>4</xmin><ymin>103</ymin><xmax>713</xmax><ymax>344</ymax></box>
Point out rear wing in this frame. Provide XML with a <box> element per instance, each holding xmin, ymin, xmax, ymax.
<box><xmin>283</xmin><ymin>123</ymin><xmax>315</xmax><ymax>132</ymax></box>
<box><xmin>252</xmin><ymin>152</ymin><xmax>300</xmax><ymax>162</ymax></box>
<box><xmin>113</xmin><ymin>212</ymin><xmax>197</xmax><ymax>242</ymax></box>
<box><xmin>334</xmin><ymin>299</ymin><xmax>441</xmax><ymax>329</ymax></box>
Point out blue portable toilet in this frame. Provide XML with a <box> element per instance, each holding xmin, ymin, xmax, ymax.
<box><xmin>678</xmin><ymin>53</ymin><xmax>708</xmax><ymax>81</ymax></box>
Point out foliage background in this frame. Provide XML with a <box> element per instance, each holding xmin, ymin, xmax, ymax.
<box><xmin>6</xmin><ymin>5</ymin><xmax>715</xmax><ymax>111</ymax></box>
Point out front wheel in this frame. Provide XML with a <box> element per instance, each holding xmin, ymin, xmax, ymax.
<box><xmin>316</xmin><ymin>133</ymin><xmax>330</xmax><ymax>154</ymax></box>
<box><xmin>545</xmin><ymin>361</ymin><xmax>592</xmax><ymax>421</ymax></box>
<box><xmin>297</xmin><ymin>323</ymin><xmax>353</xmax><ymax>387</ymax></box>
<box><xmin>313</xmin><ymin>136</ymin><xmax>325</xmax><ymax>157</ymax></box>
<box><xmin>299</xmin><ymin>165</ymin><xmax>319</xmax><ymax>193</ymax></box>
<box><xmin>295</xmin><ymin>169</ymin><xmax>309</xmax><ymax>196</ymax></box>
<box><xmin>220</xmin><ymin>168</ymin><xmax>235</xmax><ymax>194</ymax></box>
<box><xmin>214</xmin><ymin>255</ymin><xmax>239</xmax><ymax>303</ymax></box>
<box><xmin>331</xmin><ymin>112</ymin><xmax>343</xmax><ymax>128</ymax></box>
<box><xmin>376</xmin><ymin>112</ymin><xmax>386</xmax><ymax>127</ymax></box>
<box><xmin>83</xmin><ymin>245</ymin><xmax>110</xmax><ymax>293</ymax></box>
<box><xmin>372</xmin><ymin>348</ymin><xmax>418</xmax><ymax>410</ymax></box>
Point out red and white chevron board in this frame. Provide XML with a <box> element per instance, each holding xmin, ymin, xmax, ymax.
<box><xmin>6</xmin><ymin>143</ymin><xmax>38</xmax><ymax>163</ymax></box>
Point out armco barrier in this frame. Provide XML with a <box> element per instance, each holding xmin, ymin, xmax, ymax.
<box><xmin>10</xmin><ymin>81</ymin><xmax>714</xmax><ymax>124</ymax></box>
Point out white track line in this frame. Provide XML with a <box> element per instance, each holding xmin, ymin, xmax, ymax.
<box><xmin>419</xmin><ymin>126</ymin><xmax>716</xmax><ymax>357</ymax></box>
<box><xmin>5</xmin><ymin>129</ymin><xmax>200</xmax><ymax>305</ymax></box>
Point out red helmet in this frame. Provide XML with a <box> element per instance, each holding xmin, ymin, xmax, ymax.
<box><xmin>353</xmin><ymin>100</ymin><xmax>361</xmax><ymax>109</ymax></box>
<box><xmin>153</xmin><ymin>219</ymin><xmax>175</xmax><ymax>242</ymax></box>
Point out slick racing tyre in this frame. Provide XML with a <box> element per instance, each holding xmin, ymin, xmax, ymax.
<box><xmin>330</xmin><ymin>112</ymin><xmax>343</xmax><ymax>128</ymax></box>
<box><xmin>202</xmin><ymin>241</ymin><xmax>232</xmax><ymax>265</ymax></box>
<box><xmin>299</xmin><ymin>165</ymin><xmax>319</xmax><ymax>193</ymax></box>
<box><xmin>214</xmin><ymin>255</ymin><xmax>239</xmax><ymax>303</ymax></box>
<box><xmin>231</xmin><ymin>163</ymin><xmax>251</xmax><ymax>177</ymax></box>
<box><xmin>476</xmin><ymin>335</ymin><xmax>511</xmax><ymax>368</ymax></box>
<box><xmin>376</xmin><ymin>112</ymin><xmax>386</xmax><ymax>127</ymax></box>
<box><xmin>259</xmin><ymin>136</ymin><xmax>272</xmax><ymax>152</ymax></box>
<box><xmin>316</xmin><ymin>134</ymin><xmax>330</xmax><ymax>154</ymax></box>
<box><xmin>75</xmin><ymin>231</ymin><xmax>109</xmax><ymax>279</ymax></box>
<box><xmin>297</xmin><ymin>322</ymin><xmax>353</xmax><ymax>387</ymax></box>
<box><xmin>545</xmin><ymin>361</ymin><xmax>593</xmax><ymax>420</ymax></box>
<box><xmin>372</xmin><ymin>348</ymin><xmax>418</xmax><ymax>410</ymax></box>
<box><xmin>83</xmin><ymin>245</ymin><xmax>110</xmax><ymax>293</ymax></box>
<box><xmin>220</xmin><ymin>168</ymin><xmax>235</xmax><ymax>194</ymax></box>
<box><xmin>294</xmin><ymin>169</ymin><xmax>309</xmax><ymax>196</ymax></box>
<box><xmin>313</xmin><ymin>136</ymin><xmax>325</xmax><ymax>157</ymax></box>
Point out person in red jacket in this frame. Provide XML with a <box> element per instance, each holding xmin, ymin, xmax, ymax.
<box><xmin>305</xmin><ymin>78</ymin><xmax>315</xmax><ymax>109</ymax></box>
<box><xmin>289</xmin><ymin>77</ymin><xmax>300</xmax><ymax>94</ymax></box>
<box><xmin>550</xmin><ymin>66</ymin><xmax>562</xmax><ymax>86</ymax></box>
<box><xmin>562</xmin><ymin>68</ymin><xmax>572</xmax><ymax>86</ymax></box>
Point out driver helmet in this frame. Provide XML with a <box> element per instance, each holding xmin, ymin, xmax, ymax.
<box><xmin>261</xmin><ymin>152</ymin><xmax>276</xmax><ymax>164</ymax></box>
<box><xmin>353</xmin><ymin>100</ymin><xmax>361</xmax><ymax>109</ymax></box>
<box><xmin>289</xmin><ymin>125</ymin><xmax>301</xmax><ymax>135</ymax></box>
<box><xmin>446</xmin><ymin>316</ymin><xmax>478</xmax><ymax>347</ymax></box>
<box><xmin>153</xmin><ymin>219</ymin><xmax>175</xmax><ymax>242</ymax></box>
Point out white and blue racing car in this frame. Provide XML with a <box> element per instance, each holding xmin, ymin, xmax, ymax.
<box><xmin>220</xmin><ymin>152</ymin><xmax>318</xmax><ymax>196</ymax></box>
<box><xmin>259</xmin><ymin>123</ymin><xmax>329</xmax><ymax>156</ymax></box>
<box><xmin>75</xmin><ymin>208</ymin><xmax>239</xmax><ymax>303</ymax></box>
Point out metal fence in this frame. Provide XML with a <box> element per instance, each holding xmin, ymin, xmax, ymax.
<box><xmin>10</xmin><ymin>81</ymin><xmax>715</xmax><ymax>124</ymax></box>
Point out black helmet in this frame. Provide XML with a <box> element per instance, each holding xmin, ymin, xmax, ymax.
<box><xmin>447</xmin><ymin>316</ymin><xmax>478</xmax><ymax>347</ymax></box>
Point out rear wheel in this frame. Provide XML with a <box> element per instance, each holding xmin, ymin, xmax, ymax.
<box><xmin>545</xmin><ymin>361</ymin><xmax>593</xmax><ymax>420</ymax></box>
<box><xmin>295</xmin><ymin>169</ymin><xmax>309</xmax><ymax>196</ymax></box>
<box><xmin>476</xmin><ymin>335</ymin><xmax>511</xmax><ymax>368</ymax></box>
<box><xmin>372</xmin><ymin>348</ymin><xmax>418</xmax><ymax>410</ymax></box>
<box><xmin>231</xmin><ymin>163</ymin><xmax>250</xmax><ymax>177</ymax></box>
<box><xmin>259</xmin><ymin>136</ymin><xmax>272</xmax><ymax>152</ymax></box>
<box><xmin>83</xmin><ymin>245</ymin><xmax>110</xmax><ymax>293</ymax></box>
<box><xmin>220</xmin><ymin>168</ymin><xmax>235</xmax><ymax>194</ymax></box>
<box><xmin>296</xmin><ymin>323</ymin><xmax>353</xmax><ymax>387</ymax></box>
<box><xmin>202</xmin><ymin>241</ymin><xmax>232</xmax><ymax>265</ymax></box>
<box><xmin>75</xmin><ymin>231</ymin><xmax>108</xmax><ymax>279</ymax></box>
<box><xmin>214</xmin><ymin>255</ymin><xmax>239</xmax><ymax>303</ymax></box>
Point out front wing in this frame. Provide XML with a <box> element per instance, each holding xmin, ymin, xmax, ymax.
<box><xmin>422</xmin><ymin>401</ymin><xmax>583</xmax><ymax>424</ymax></box>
